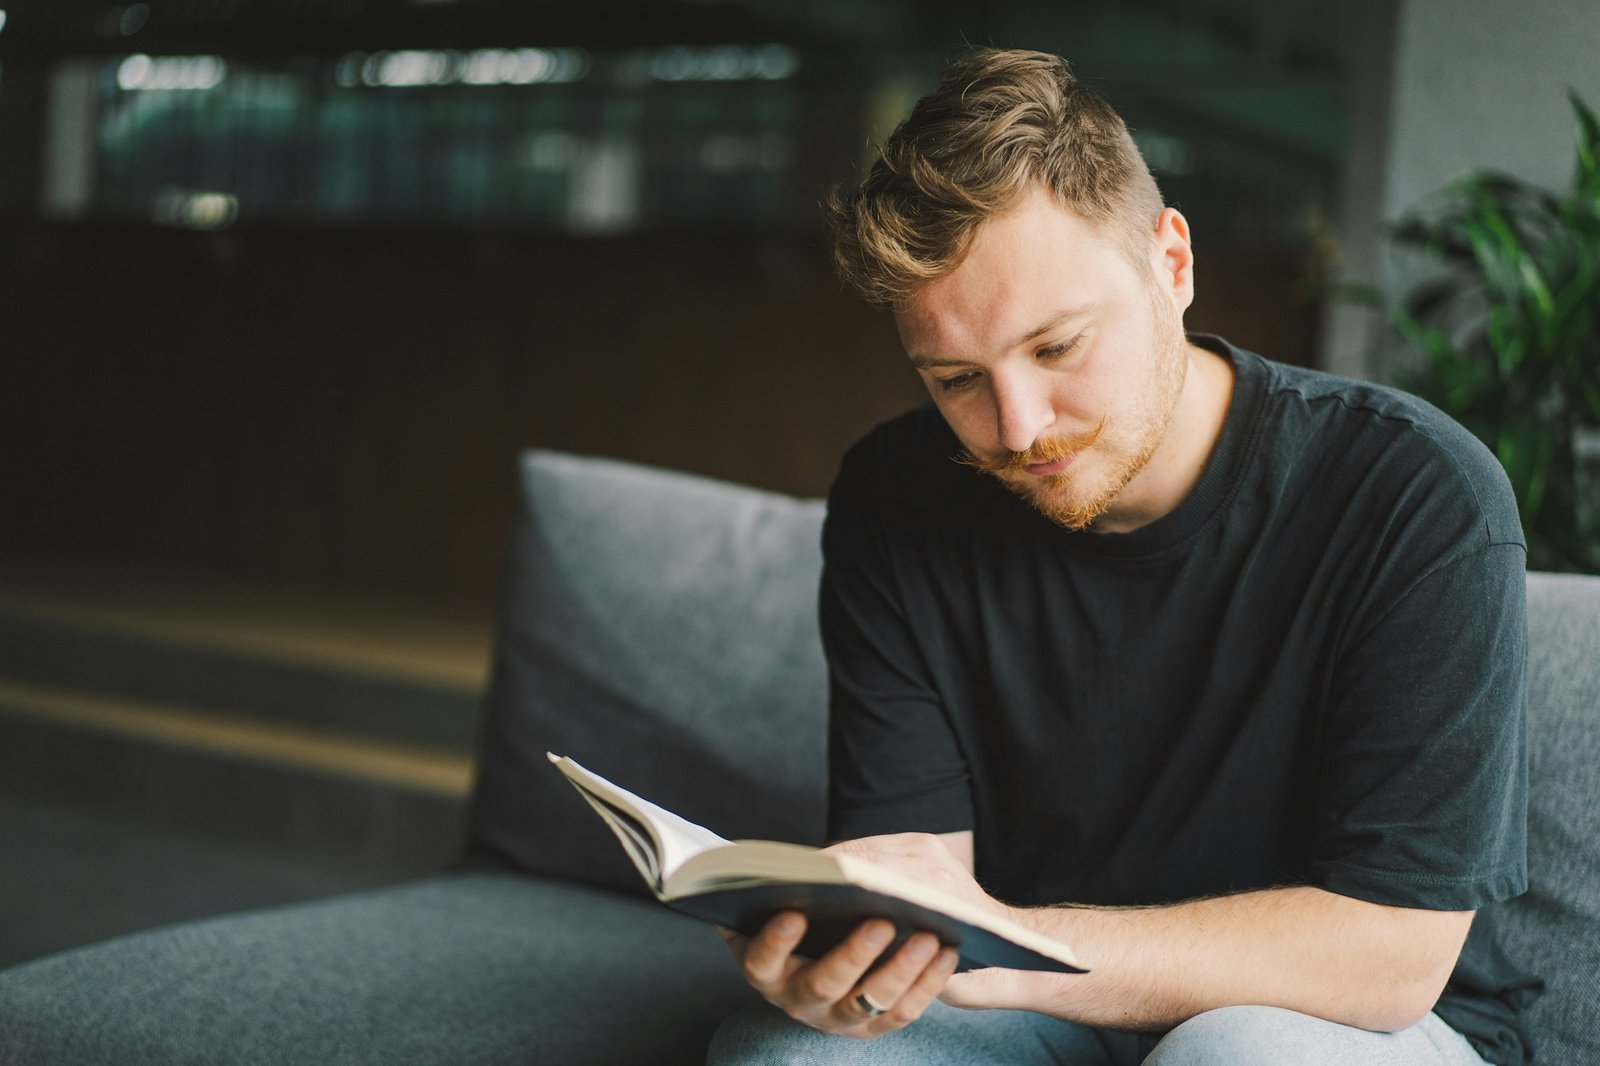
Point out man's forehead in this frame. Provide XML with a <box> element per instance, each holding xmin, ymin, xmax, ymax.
<box><xmin>895</xmin><ymin>257</ymin><xmax>1029</xmax><ymax>354</ymax></box>
<box><xmin>897</xmin><ymin>262</ymin><xmax>1106</xmax><ymax>366</ymax></box>
<box><xmin>895</xmin><ymin>189</ymin><xmax>1120</xmax><ymax>362</ymax></box>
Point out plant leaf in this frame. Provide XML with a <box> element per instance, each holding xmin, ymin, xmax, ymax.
<box><xmin>1571</xmin><ymin>90</ymin><xmax>1600</xmax><ymax>203</ymax></box>
<box><xmin>1382</xmin><ymin>91</ymin><xmax>1600</xmax><ymax>574</ymax></box>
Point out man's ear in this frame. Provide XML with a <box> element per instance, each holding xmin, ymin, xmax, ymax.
<box><xmin>1151</xmin><ymin>207</ymin><xmax>1195</xmax><ymax>313</ymax></box>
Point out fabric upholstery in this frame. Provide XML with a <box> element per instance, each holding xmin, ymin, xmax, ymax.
<box><xmin>0</xmin><ymin>872</ymin><xmax>757</xmax><ymax>1065</ymax></box>
<box><xmin>2</xmin><ymin>453</ymin><xmax>1595</xmax><ymax>1066</ymax></box>
<box><xmin>467</xmin><ymin>450</ymin><xmax>830</xmax><ymax>896</ymax></box>
<box><xmin>1493</xmin><ymin>571</ymin><xmax>1600</xmax><ymax>1066</ymax></box>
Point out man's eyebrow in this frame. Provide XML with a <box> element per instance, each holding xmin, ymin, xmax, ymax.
<box><xmin>909</xmin><ymin>354</ymin><xmax>977</xmax><ymax>370</ymax></box>
<box><xmin>908</xmin><ymin>305</ymin><xmax>1094</xmax><ymax>370</ymax></box>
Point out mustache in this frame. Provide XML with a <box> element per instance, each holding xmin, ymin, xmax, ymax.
<box><xmin>958</xmin><ymin>417</ymin><xmax>1108</xmax><ymax>475</ymax></box>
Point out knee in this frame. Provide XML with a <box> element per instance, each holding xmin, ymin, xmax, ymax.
<box><xmin>1143</xmin><ymin>1006</ymin><xmax>1308</xmax><ymax>1066</ymax></box>
<box><xmin>706</xmin><ymin>1000</ymin><xmax>839</xmax><ymax>1066</ymax></box>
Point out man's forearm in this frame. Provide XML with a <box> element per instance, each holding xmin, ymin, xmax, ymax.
<box><xmin>973</xmin><ymin>886</ymin><xmax>1471</xmax><ymax>1033</ymax></box>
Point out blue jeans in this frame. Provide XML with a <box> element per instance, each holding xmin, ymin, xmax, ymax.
<box><xmin>706</xmin><ymin>999</ymin><xmax>1490</xmax><ymax>1065</ymax></box>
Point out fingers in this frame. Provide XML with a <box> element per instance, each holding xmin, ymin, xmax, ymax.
<box><xmin>786</xmin><ymin>918</ymin><xmax>897</xmax><ymax>1006</ymax></box>
<box><xmin>730</xmin><ymin>914</ymin><xmax>961</xmax><ymax>1039</ymax></box>
<box><xmin>836</xmin><ymin>933</ymin><xmax>959</xmax><ymax>1035</ymax></box>
<box><xmin>740</xmin><ymin>912</ymin><xmax>808</xmax><ymax>989</ymax></box>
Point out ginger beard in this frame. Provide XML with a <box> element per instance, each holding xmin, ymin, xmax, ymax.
<box><xmin>961</xmin><ymin>288</ymin><xmax>1190</xmax><ymax>532</ymax></box>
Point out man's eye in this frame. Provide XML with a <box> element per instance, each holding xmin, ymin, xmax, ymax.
<box><xmin>939</xmin><ymin>373</ymin><xmax>980</xmax><ymax>392</ymax></box>
<box><xmin>1038</xmin><ymin>334</ymin><xmax>1085</xmax><ymax>360</ymax></box>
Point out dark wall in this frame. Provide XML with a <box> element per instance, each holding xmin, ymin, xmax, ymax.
<box><xmin>0</xmin><ymin>223</ymin><xmax>1323</xmax><ymax>608</ymax></box>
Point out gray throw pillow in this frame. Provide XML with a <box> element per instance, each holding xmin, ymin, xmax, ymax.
<box><xmin>1494</xmin><ymin>571</ymin><xmax>1600</xmax><ymax>1066</ymax></box>
<box><xmin>466</xmin><ymin>451</ymin><xmax>829</xmax><ymax>896</ymax></box>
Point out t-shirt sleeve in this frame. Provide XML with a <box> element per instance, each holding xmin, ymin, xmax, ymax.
<box><xmin>1307</xmin><ymin>539</ymin><xmax>1529</xmax><ymax>911</ymax></box>
<box><xmin>821</xmin><ymin>441</ymin><xmax>974</xmax><ymax>843</ymax></box>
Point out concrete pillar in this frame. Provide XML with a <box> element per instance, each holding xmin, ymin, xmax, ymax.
<box><xmin>1320</xmin><ymin>0</ymin><xmax>1600</xmax><ymax>379</ymax></box>
<box><xmin>41</xmin><ymin>59</ymin><xmax>98</xmax><ymax>220</ymax></box>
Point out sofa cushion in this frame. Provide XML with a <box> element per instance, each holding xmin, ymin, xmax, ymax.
<box><xmin>1494</xmin><ymin>571</ymin><xmax>1600</xmax><ymax>1066</ymax></box>
<box><xmin>0</xmin><ymin>872</ymin><xmax>758</xmax><ymax>1066</ymax></box>
<box><xmin>467</xmin><ymin>451</ymin><xmax>830</xmax><ymax>896</ymax></box>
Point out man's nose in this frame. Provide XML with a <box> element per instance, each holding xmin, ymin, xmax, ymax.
<box><xmin>992</xmin><ymin>372</ymin><xmax>1054</xmax><ymax>454</ymax></box>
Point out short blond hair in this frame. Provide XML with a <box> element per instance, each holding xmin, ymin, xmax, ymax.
<box><xmin>825</xmin><ymin>49</ymin><xmax>1165</xmax><ymax>309</ymax></box>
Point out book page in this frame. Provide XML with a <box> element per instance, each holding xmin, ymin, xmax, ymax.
<box><xmin>548</xmin><ymin>754</ymin><xmax>732</xmax><ymax>882</ymax></box>
<box><xmin>670</xmin><ymin>838</ymin><xmax>841</xmax><ymax>895</ymax></box>
<box><xmin>570</xmin><ymin>787</ymin><xmax>666</xmax><ymax>887</ymax></box>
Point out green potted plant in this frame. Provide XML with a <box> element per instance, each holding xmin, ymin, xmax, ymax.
<box><xmin>1385</xmin><ymin>92</ymin><xmax>1600</xmax><ymax>573</ymax></box>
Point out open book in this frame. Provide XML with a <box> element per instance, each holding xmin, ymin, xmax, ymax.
<box><xmin>547</xmin><ymin>753</ymin><xmax>1087</xmax><ymax>974</ymax></box>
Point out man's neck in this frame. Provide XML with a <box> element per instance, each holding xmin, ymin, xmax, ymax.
<box><xmin>1090</xmin><ymin>341</ymin><xmax>1236</xmax><ymax>534</ymax></box>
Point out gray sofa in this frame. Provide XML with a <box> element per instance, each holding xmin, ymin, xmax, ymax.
<box><xmin>1</xmin><ymin>450</ymin><xmax>1595</xmax><ymax>1065</ymax></box>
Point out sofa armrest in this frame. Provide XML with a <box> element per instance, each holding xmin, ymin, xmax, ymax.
<box><xmin>1499</xmin><ymin>572</ymin><xmax>1600</xmax><ymax>1066</ymax></box>
<box><xmin>0</xmin><ymin>871</ymin><xmax>756</xmax><ymax>1065</ymax></box>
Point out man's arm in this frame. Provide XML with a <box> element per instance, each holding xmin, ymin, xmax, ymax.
<box><xmin>956</xmin><ymin>860</ymin><xmax>1474</xmax><ymax>1034</ymax></box>
<box><xmin>727</xmin><ymin>830</ymin><xmax>1472</xmax><ymax>1038</ymax></box>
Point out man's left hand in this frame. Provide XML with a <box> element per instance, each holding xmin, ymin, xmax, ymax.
<box><xmin>824</xmin><ymin>833</ymin><xmax>1032</xmax><ymax>1011</ymax></box>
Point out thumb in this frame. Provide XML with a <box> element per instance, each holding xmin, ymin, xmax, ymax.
<box><xmin>936</xmin><ymin>966</ymin><xmax>1020</xmax><ymax>1011</ymax></box>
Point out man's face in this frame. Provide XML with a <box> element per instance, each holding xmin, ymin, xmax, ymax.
<box><xmin>894</xmin><ymin>183</ymin><xmax>1195</xmax><ymax>532</ymax></box>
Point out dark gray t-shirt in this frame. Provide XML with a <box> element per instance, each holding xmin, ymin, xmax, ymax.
<box><xmin>822</xmin><ymin>337</ymin><xmax>1542</xmax><ymax>1065</ymax></box>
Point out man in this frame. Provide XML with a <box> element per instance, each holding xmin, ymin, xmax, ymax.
<box><xmin>709</xmin><ymin>49</ymin><xmax>1540</xmax><ymax>1065</ymax></box>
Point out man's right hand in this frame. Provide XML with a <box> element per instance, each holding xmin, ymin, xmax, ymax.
<box><xmin>719</xmin><ymin>911</ymin><xmax>960</xmax><ymax>1039</ymax></box>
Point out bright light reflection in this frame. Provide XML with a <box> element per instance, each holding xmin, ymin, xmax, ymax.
<box><xmin>0</xmin><ymin>10</ymin><xmax>9</xmax><ymax>34</ymax></box>
<box><xmin>152</xmin><ymin>189</ymin><xmax>239</xmax><ymax>230</ymax></box>
<box><xmin>335</xmin><ymin>48</ymin><xmax>591</xmax><ymax>89</ymax></box>
<box><xmin>328</xmin><ymin>45</ymin><xmax>793</xmax><ymax>89</ymax></box>
<box><xmin>117</xmin><ymin>54</ymin><xmax>227</xmax><ymax>91</ymax></box>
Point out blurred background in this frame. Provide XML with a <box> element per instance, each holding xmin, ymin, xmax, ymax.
<box><xmin>1</xmin><ymin>0</ymin><xmax>1596</xmax><ymax>969</ymax></box>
